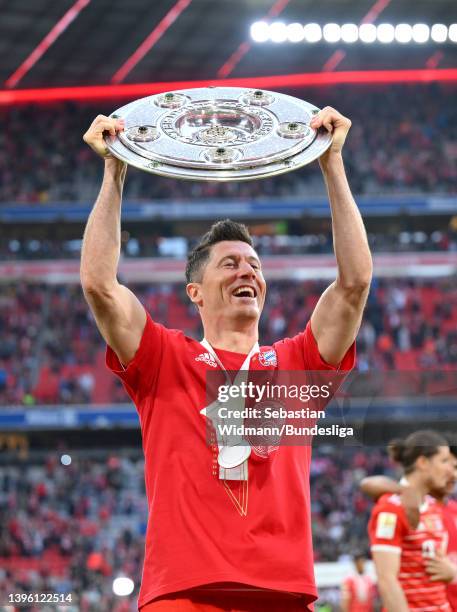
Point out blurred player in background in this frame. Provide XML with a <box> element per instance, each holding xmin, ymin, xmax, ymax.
<box><xmin>368</xmin><ymin>430</ymin><xmax>455</xmax><ymax>612</ymax></box>
<box><xmin>361</xmin><ymin>440</ymin><xmax>457</xmax><ymax>610</ymax></box>
<box><xmin>340</xmin><ymin>553</ymin><xmax>376</xmax><ymax>612</ymax></box>
<box><xmin>80</xmin><ymin>105</ymin><xmax>371</xmax><ymax>612</ymax></box>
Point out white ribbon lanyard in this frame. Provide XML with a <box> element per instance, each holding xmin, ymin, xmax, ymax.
<box><xmin>200</xmin><ymin>338</ymin><xmax>259</xmax><ymax>471</ymax></box>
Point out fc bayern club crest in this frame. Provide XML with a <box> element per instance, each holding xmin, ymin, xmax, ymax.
<box><xmin>258</xmin><ymin>349</ymin><xmax>277</xmax><ymax>367</ymax></box>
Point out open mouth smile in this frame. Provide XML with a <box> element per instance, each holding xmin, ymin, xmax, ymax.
<box><xmin>232</xmin><ymin>285</ymin><xmax>257</xmax><ymax>299</ymax></box>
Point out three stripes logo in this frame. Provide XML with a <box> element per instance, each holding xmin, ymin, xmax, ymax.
<box><xmin>195</xmin><ymin>352</ymin><xmax>218</xmax><ymax>368</ymax></box>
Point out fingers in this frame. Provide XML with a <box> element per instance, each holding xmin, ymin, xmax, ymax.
<box><xmin>83</xmin><ymin>115</ymin><xmax>125</xmax><ymax>158</ymax></box>
<box><xmin>310</xmin><ymin>106</ymin><xmax>351</xmax><ymax>133</ymax></box>
<box><xmin>313</xmin><ymin>106</ymin><xmax>352</xmax><ymax>160</ymax></box>
<box><xmin>425</xmin><ymin>560</ymin><xmax>442</xmax><ymax>575</ymax></box>
<box><xmin>428</xmin><ymin>574</ymin><xmax>442</xmax><ymax>582</ymax></box>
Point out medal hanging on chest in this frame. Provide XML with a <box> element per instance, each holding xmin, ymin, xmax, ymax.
<box><xmin>200</xmin><ymin>340</ymin><xmax>278</xmax><ymax>516</ymax></box>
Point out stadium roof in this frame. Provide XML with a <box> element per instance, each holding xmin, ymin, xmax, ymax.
<box><xmin>1</xmin><ymin>0</ymin><xmax>456</xmax><ymax>91</ymax></box>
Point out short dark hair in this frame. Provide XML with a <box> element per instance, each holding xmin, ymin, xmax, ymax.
<box><xmin>185</xmin><ymin>219</ymin><xmax>254</xmax><ymax>283</ymax></box>
<box><xmin>446</xmin><ymin>435</ymin><xmax>457</xmax><ymax>459</ymax></box>
<box><xmin>388</xmin><ymin>429</ymin><xmax>448</xmax><ymax>474</ymax></box>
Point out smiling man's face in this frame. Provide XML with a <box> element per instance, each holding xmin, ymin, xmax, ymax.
<box><xmin>187</xmin><ymin>240</ymin><xmax>266</xmax><ymax>326</ymax></box>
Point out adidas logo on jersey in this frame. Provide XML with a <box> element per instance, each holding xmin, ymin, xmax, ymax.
<box><xmin>195</xmin><ymin>352</ymin><xmax>217</xmax><ymax>368</ymax></box>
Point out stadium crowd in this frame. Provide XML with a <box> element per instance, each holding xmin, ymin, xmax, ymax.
<box><xmin>0</xmin><ymin>452</ymin><xmax>146</xmax><ymax>611</ymax></box>
<box><xmin>0</xmin><ymin>277</ymin><xmax>456</xmax><ymax>406</ymax></box>
<box><xmin>0</xmin><ymin>84</ymin><xmax>456</xmax><ymax>204</ymax></box>
<box><xmin>2</xmin><ymin>224</ymin><xmax>457</xmax><ymax>261</ymax></box>
<box><xmin>0</xmin><ymin>447</ymin><xmax>395</xmax><ymax>610</ymax></box>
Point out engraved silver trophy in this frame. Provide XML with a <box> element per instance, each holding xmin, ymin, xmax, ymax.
<box><xmin>104</xmin><ymin>87</ymin><xmax>332</xmax><ymax>181</ymax></box>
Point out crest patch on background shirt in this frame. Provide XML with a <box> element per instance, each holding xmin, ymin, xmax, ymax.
<box><xmin>376</xmin><ymin>512</ymin><xmax>397</xmax><ymax>539</ymax></box>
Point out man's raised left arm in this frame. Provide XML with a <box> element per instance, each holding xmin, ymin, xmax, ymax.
<box><xmin>310</xmin><ymin>107</ymin><xmax>373</xmax><ymax>366</ymax></box>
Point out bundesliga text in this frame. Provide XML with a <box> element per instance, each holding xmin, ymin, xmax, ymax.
<box><xmin>218</xmin><ymin>423</ymin><xmax>353</xmax><ymax>438</ymax></box>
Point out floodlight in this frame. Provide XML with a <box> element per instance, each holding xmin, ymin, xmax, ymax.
<box><xmin>395</xmin><ymin>24</ymin><xmax>412</xmax><ymax>43</ymax></box>
<box><xmin>323</xmin><ymin>23</ymin><xmax>341</xmax><ymax>43</ymax></box>
<box><xmin>303</xmin><ymin>23</ymin><xmax>322</xmax><ymax>43</ymax></box>
<box><xmin>270</xmin><ymin>21</ymin><xmax>288</xmax><ymax>43</ymax></box>
<box><xmin>447</xmin><ymin>23</ymin><xmax>457</xmax><ymax>42</ymax></box>
<box><xmin>341</xmin><ymin>23</ymin><xmax>358</xmax><ymax>43</ymax></box>
<box><xmin>377</xmin><ymin>23</ymin><xmax>395</xmax><ymax>44</ymax></box>
<box><xmin>412</xmin><ymin>24</ymin><xmax>430</xmax><ymax>43</ymax></box>
<box><xmin>359</xmin><ymin>23</ymin><xmax>377</xmax><ymax>43</ymax></box>
<box><xmin>250</xmin><ymin>21</ymin><xmax>269</xmax><ymax>43</ymax></box>
<box><xmin>431</xmin><ymin>24</ymin><xmax>447</xmax><ymax>43</ymax></box>
<box><xmin>287</xmin><ymin>23</ymin><xmax>305</xmax><ymax>42</ymax></box>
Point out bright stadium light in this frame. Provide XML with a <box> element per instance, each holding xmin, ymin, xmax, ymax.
<box><xmin>359</xmin><ymin>23</ymin><xmax>377</xmax><ymax>43</ymax></box>
<box><xmin>269</xmin><ymin>21</ymin><xmax>288</xmax><ymax>43</ymax></box>
<box><xmin>323</xmin><ymin>23</ymin><xmax>341</xmax><ymax>43</ymax></box>
<box><xmin>395</xmin><ymin>24</ymin><xmax>413</xmax><ymax>43</ymax></box>
<box><xmin>377</xmin><ymin>23</ymin><xmax>395</xmax><ymax>43</ymax></box>
<box><xmin>412</xmin><ymin>23</ymin><xmax>430</xmax><ymax>43</ymax></box>
<box><xmin>112</xmin><ymin>577</ymin><xmax>134</xmax><ymax>597</ymax></box>
<box><xmin>287</xmin><ymin>23</ymin><xmax>305</xmax><ymax>43</ymax></box>
<box><xmin>251</xmin><ymin>21</ymin><xmax>455</xmax><ymax>44</ymax></box>
<box><xmin>303</xmin><ymin>23</ymin><xmax>322</xmax><ymax>43</ymax></box>
<box><xmin>431</xmin><ymin>24</ymin><xmax>448</xmax><ymax>43</ymax></box>
<box><xmin>448</xmin><ymin>23</ymin><xmax>457</xmax><ymax>42</ymax></box>
<box><xmin>250</xmin><ymin>21</ymin><xmax>269</xmax><ymax>42</ymax></box>
<box><xmin>341</xmin><ymin>23</ymin><xmax>358</xmax><ymax>43</ymax></box>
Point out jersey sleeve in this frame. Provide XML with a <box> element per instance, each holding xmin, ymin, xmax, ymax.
<box><xmin>369</xmin><ymin>498</ymin><xmax>409</xmax><ymax>554</ymax></box>
<box><xmin>105</xmin><ymin>310</ymin><xmax>167</xmax><ymax>403</ymax></box>
<box><xmin>275</xmin><ymin>321</ymin><xmax>356</xmax><ymax>371</ymax></box>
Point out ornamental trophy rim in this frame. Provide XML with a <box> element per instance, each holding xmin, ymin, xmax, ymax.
<box><xmin>104</xmin><ymin>87</ymin><xmax>332</xmax><ymax>182</ymax></box>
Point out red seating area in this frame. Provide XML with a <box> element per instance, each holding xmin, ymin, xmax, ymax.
<box><xmin>0</xmin><ymin>277</ymin><xmax>456</xmax><ymax>406</ymax></box>
<box><xmin>0</xmin><ymin>551</ymin><xmax>70</xmax><ymax>576</ymax></box>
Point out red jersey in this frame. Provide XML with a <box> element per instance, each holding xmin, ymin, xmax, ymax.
<box><xmin>341</xmin><ymin>574</ymin><xmax>376</xmax><ymax>612</ymax></box>
<box><xmin>106</xmin><ymin>311</ymin><xmax>355</xmax><ymax>609</ymax></box>
<box><xmin>369</xmin><ymin>492</ymin><xmax>450</xmax><ymax>611</ymax></box>
<box><xmin>443</xmin><ymin>500</ymin><xmax>457</xmax><ymax>611</ymax></box>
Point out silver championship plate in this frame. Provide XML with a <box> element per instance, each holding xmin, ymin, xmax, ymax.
<box><xmin>104</xmin><ymin>87</ymin><xmax>332</xmax><ymax>181</ymax></box>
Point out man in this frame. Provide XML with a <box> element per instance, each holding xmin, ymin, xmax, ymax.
<box><xmin>80</xmin><ymin>106</ymin><xmax>372</xmax><ymax>611</ymax></box>
<box><xmin>367</xmin><ymin>430</ymin><xmax>454</xmax><ymax>611</ymax></box>
<box><xmin>340</xmin><ymin>553</ymin><xmax>376</xmax><ymax>612</ymax></box>
<box><xmin>361</xmin><ymin>441</ymin><xmax>457</xmax><ymax>610</ymax></box>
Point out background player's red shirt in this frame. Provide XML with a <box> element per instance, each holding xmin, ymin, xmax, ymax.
<box><xmin>369</xmin><ymin>492</ymin><xmax>450</xmax><ymax>611</ymax></box>
<box><xmin>442</xmin><ymin>500</ymin><xmax>457</xmax><ymax>611</ymax></box>
<box><xmin>341</xmin><ymin>573</ymin><xmax>376</xmax><ymax>612</ymax></box>
<box><xmin>106</xmin><ymin>311</ymin><xmax>355</xmax><ymax>610</ymax></box>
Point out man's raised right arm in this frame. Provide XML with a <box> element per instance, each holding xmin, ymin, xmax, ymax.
<box><xmin>80</xmin><ymin>115</ymin><xmax>146</xmax><ymax>366</ymax></box>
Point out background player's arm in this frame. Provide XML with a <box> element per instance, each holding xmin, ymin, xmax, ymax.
<box><xmin>372</xmin><ymin>550</ymin><xmax>409</xmax><ymax>612</ymax></box>
<box><xmin>361</xmin><ymin>477</ymin><xmax>421</xmax><ymax>528</ymax></box>
<box><xmin>80</xmin><ymin>116</ymin><xmax>146</xmax><ymax>366</ymax></box>
<box><xmin>360</xmin><ymin>476</ymin><xmax>402</xmax><ymax>500</ymax></box>
<box><xmin>310</xmin><ymin>108</ymin><xmax>372</xmax><ymax>366</ymax></box>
